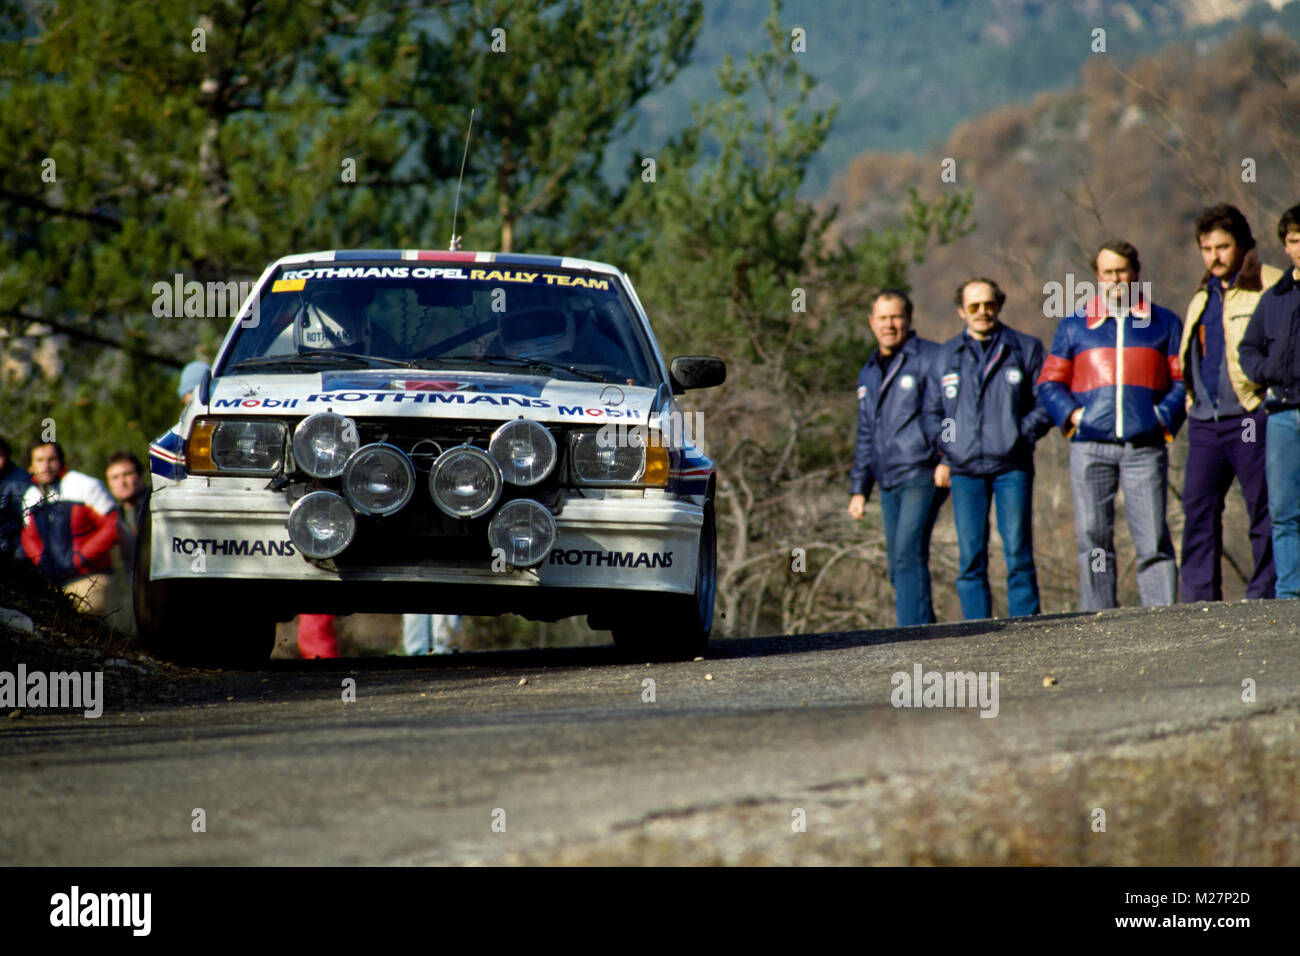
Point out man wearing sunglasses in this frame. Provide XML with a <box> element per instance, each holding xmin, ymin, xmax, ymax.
<box><xmin>1037</xmin><ymin>240</ymin><xmax>1186</xmax><ymax>609</ymax></box>
<box><xmin>924</xmin><ymin>278</ymin><xmax>1053</xmax><ymax>620</ymax></box>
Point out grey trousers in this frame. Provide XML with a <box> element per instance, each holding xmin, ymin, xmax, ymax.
<box><xmin>1069</xmin><ymin>441</ymin><xmax>1178</xmax><ymax>609</ymax></box>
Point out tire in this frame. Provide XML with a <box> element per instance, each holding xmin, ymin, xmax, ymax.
<box><xmin>612</xmin><ymin>499</ymin><xmax>716</xmax><ymax>661</ymax></box>
<box><xmin>134</xmin><ymin>499</ymin><xmax>275</xmax><ymax>668</ymax></box>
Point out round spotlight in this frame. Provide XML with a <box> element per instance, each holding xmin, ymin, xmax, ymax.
<box><xmin>287</xmin><ymin>491</ymin><xmax>356</xmax><ymax>559</ymax></box>
<box><xmin>342</xmin><ymin>443</ymin><xmax>416</xmax><ymax>516</ymax></box>
<box><xmin>428</xmin><ymin>445</ymin><xmax>502</xmax><ymax>519</ymax></box>
<box><xmin>293</xmin><ymin>413</ymin><xmax>360</xmax><ymax>478</ymax></box>
<box><xmin>487</xmin><ymin>499</ymin><xmax>558</xmax><ymax>568</ymax></box>
<box><xmin>489</xmin><ymin>419</ymin><xmax>557</xmax><ymax>486</ymax></box>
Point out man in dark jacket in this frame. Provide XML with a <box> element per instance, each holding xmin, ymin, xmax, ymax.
<box><xmin>848</xmin><ymin>289</ymin><xmax>947</xmax><ymax>626</ymax></box>
<box><xmin>923</xmin><ymin>278</ymin><xmax>1053</xmax><ymax>620</ymax></box>
<box><xmin>0</xmin><ymin>436</ymin><xmax>31</xmax><ymax>567</ymax></box>
<box><xmin>1239</xmin><ymin>203</ymin><xmax>1300</xmax><ymax>599</ymax></box>
<box><xmin>105</xmin><ymin>450</ymin><xmax>147</xmax><ymax>569</ymax></box>
<box><xmin>1038</xmin><ymin>240</ymin><xmax>1186</xmax><ymax>610</ymax></box>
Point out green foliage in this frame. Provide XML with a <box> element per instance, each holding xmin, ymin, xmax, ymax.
<box><xmin>0</xmin><ymin>0</ymin><xmax>700</xmax><ymax>470</ymax></box>
<box><xmin>0</xmin><ymin>0</ymin><xmax>431</xmax><ymax>465</ymax></box>
<box><xmin>407</xmin><ymin>0</ymin><xmax>701</xmax><ymax>253</ymax></box>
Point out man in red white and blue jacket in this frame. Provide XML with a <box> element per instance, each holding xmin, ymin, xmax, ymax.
<box><xmin>1037</xmin><ymin>239</ymin><xmax>1186</xmax><ymax>610</ymax></box>
<box><xmin>21</xmin><ymin>441</ymin><xmax>118</xmax><ymax>615</ymax></box>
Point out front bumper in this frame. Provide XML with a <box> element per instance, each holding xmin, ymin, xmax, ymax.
<box><xmin>148</xmin><ymin>483</ymin><xmax>701</xmax><ymax>598</ymax></box>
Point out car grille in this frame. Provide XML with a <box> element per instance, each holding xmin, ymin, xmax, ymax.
<box><xmin>326</xmin><ymin>417</ymin><xmax>566</xmax><ymax>567</ymax></box>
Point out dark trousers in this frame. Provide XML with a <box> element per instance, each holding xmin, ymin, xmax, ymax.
<box><xmin>1180</xmin><ymin>411</ymin><xmax>1275</xmax><ymax>601</ymax></box>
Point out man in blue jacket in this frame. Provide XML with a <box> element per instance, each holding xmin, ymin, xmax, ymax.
<box><xmin>848</xmin><ymin>289</ymin><xmax>947</xmax><ymax>626</ymax></box>
<box><xmin>923</xmin><ymin>278</ymin><xmax>1053</xmax><ymax>620</ymax></box>
<box><xmin>1239</xmin><ymin>203</ymin><xmax>1300</xmax><ymax>599</ymax></box>
<box><xmin>1037</xmin><ymin>240</ymin><xmax>1186</xmax><ymax>610</ymax></box>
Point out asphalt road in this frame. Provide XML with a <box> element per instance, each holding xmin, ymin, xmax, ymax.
<box><xmin>2</xmin><ymin>600</ymin><xmax>1297</xmax><ymax>865</ymax></box>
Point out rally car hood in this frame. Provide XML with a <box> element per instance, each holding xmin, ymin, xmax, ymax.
<box><xmin>203</xmin><ymin>369</ymin><xmax>660</xmax><ymax>425</ymax></box>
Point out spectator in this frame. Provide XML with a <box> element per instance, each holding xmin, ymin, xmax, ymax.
<box><xmin>403</xmin><ymin>614</ymin><xmax>461</xmax><ymax>655</ymax></box>
<box><xmin>1037</xmin><ymin>240</ymin><xmax>1186</xmax><ymax>609</ymax></box>
<box><xmin>105</xmin><ymin>450</ymin><xmax>148</xmax><ymax>568</ymax></box>
<box><xmin>297</xmin><ymin>614</ymin><xmax>339</xmax><ymax>659</ymax></box>
<box><xmin>1178</xmin><ymin>205</ymin><xmax>1280</xmax><ymax>602</ymax></box>
<box><xmin>848</xmin><ymin>289</ymin><xmax>947</xmax><ymax>627</ymax></box>
<box><xmin>1238</xmin><ymin>202</ymin><xmax>1300</xmax><ymax>600</ymax></box>
<box><xmin>0</xmin><ymin>436</ymin><xmax>31</xmax><ymax>566</ymax></box>
<box><xmin>178</xmin><ymin>360</ymin><xmax>208</xmax><ymax>407</ymax></box>
<box><xmin>21</xmin><ymin>441</ymin><xmax>118</xmax><ymax>615</ymax></box>
<box><xmin>924</xmin><ymin>278</ymin><xmax>1052</xmax><ymax>619</ymax></box>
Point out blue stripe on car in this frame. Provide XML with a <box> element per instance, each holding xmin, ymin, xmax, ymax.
<box><xmin>493</xmin><ymin>253</ymin><xmax>566</xmax><ymax>268</ymax></box>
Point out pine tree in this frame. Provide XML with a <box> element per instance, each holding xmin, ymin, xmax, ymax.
<box><xmin>407</xmin><ymin>0</ymin><xmax>701</xmax><ymax>253</ymax></box>
<box><xmin>0</xmin><ymin>0</ymin><xmax>699</xmax><ymax>469</ymax></box>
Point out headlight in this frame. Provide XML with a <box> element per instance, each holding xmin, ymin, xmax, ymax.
<box><xmin>188</xmin><ymin>419</ymin><xmax>286</xmax><ymax>475</ymax></box>
<box><xmin>287</xmin><ymin>491</ymin><xmax>356</xmax><ymax>559</ymax></box>
<box><xmin>342</xmin><ymin>443</ymin><xmax>415</xmax><ymax>516</ymax></box>
<box><xmin>489</xmin><ymin>419</ymin><xmax>557</xmax><ymax>486</ymax></box>
<box><xmin>570</xmin><ymin>429</ymin><xmax>644</xmax><ymax>483</ymax></box>
<box><xmin>428</xmin><ymin>445</ymin><xmax>503</xmax><ymax>519</ymax></box>
<box><xmin>293</xmin><ymin>413</ymin><xmax>360</xmax><ymax>478</ymax></box>
<box><xmin>569</xmin><ymin>429</ymin><xmax>669</xmax><ymax>486</ymax></box>
<box><xmin>487</xmin><ymin>499</ymin><xmax>558</xmax><ymax>568</ymax></box>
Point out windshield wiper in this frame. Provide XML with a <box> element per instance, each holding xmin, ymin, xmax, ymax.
<box><xmin>227</xmin><ymin>352</ymin><xmax>417</xmax><ymax>372</ymax></box>
<box><xmin>466</xmin><ymin>354</ymin><xmax>610</xmax><ymax>383</ymax></box>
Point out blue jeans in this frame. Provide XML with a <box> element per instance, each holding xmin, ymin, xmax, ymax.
<box><xmin>879</xmin><ymin>475</ymin><xmax>947</xmax><ymax>626</ymax></box>
<box><xmin>950</xmin><ymin>468</ymin><xmax>1040</xmax><ymax>619</ymax></box>
<box><xmin>1267</xmin><ymin>410</ymin><xmax>1300</xmax><ymax>598</ymax></box>
<box><xmin>402</xmin><ymin>614</ymin><xmax>461</xmax><ymax>655</ymax></box>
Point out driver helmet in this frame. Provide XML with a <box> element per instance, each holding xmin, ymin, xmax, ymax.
<box><xmin>298</xmin><ymin>289</ymin><xmax>369</xmax><ymax>351</ymax></box>
<box><xmin>499</xmin><ymin>308</ymin><xmax>574</xmax><ymax>359</ymax></box>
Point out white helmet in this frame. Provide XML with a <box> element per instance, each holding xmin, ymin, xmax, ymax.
<box><xmin>297</xmin><ymin>290</ymin><xmax>369</xmax><ymax>351</ymax></box>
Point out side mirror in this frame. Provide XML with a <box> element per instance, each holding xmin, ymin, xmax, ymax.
<box><xmin>669</xmin><ymin>356</ymin><xmax>726</xmax><ymax>394</ymax></box>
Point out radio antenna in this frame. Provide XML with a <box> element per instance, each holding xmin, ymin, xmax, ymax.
<box><xmin>450</xmin><ymin>106</ymin><xmax>476</xmax><ymax>251</ymax></box>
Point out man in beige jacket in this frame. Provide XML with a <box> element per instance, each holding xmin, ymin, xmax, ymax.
<box><xmin>1178</xmin><ymin>204</ymin><xmax>1282</xmax><ymax>602</ymax></box>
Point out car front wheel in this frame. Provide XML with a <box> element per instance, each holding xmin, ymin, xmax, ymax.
<box><xmin>133</xmin><ymin>500</ymin><xmax>275</xmax><ymax>668</ymax></box>
<box><xmin>612</xmin><ymin>499</ymin><xmax>716</xmax><ymax>661</ymax></box>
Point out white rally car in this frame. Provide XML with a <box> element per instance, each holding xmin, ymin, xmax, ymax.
<box><xmin>135</xmin><ymin>249</ymin><xmax>724</xmax><ymax>666</ymax></box>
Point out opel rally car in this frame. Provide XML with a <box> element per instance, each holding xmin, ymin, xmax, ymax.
<box><xmin>135</xmin><ymin>250</ymin><xmax>724</xmax><ymax>665</ymax></box>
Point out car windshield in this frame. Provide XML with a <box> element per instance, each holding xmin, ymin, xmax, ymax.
<box><xmin>220</xmin><ymin>262</ymin><xmax>661</xmax><ymax>386</ymax></box>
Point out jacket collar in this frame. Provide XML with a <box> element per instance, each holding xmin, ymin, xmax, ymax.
<box><xmin>959</xmin><ymin>322</ymin><xmax>1002</xmax><ymax>351</ymax></box>
<box><xmin>1196</xmin><ymin>247</ymin><xmax>1264</xmax><ymax>293</ymax></box>
<box><xmin>1085</xmin><ymin>291</ymin><xmax>1151</xmax><ymax>330</ymax></box>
